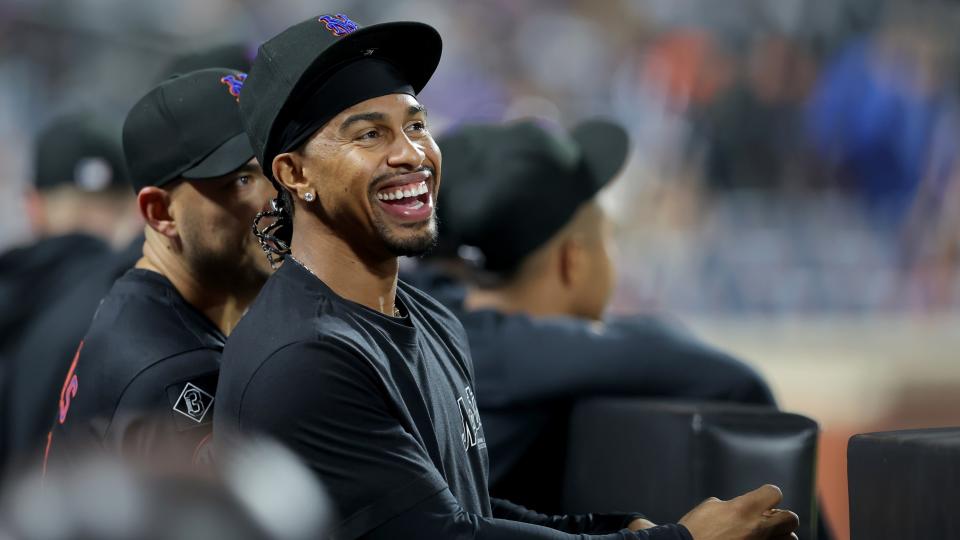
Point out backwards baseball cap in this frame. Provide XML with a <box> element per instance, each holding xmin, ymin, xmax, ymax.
<box><xmin>240</xmin><ymin>13</ymin><xmax>442</xmax><ymax>180</ymax></box>
<box><xmin>123</xmin><ymin>68</ymin><xmax>255</xmax><ymax>192</ymax></box>
<box><xmin>33</xmin><ymin>112</ymin><xmax>128</xmax><ymax>193</ymax></box>
<box><xmin>438</xmin><ymin>119</ymin><xmax>630</xmax><ymax>274</ymax></box>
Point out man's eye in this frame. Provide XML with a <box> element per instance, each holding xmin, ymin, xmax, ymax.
<box><xmin>358</xmin><ymin>129</ymin><xmax>379</xmax><ymax>140</ymax></box>
<box><xmin>408</xmin><ymin>121</ymin><xmax>427</xmax><ymax>132</ymax></box>
<box><xmin>235</xmin><ymin>175</ymin><xmax>251</xmax><ymax>186</ymax></box>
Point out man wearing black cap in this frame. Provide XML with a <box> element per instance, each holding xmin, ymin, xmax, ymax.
<box><xmin>0</xmin><ymin>44</ymin><xmax>257</xmax><ymax>473</ymax></box>
<box><xmin>432</xmin><ymin>120</ymin><xmax>777</xmax><ymax>512</ymax></box>
<box><xmin>215</xmin><ymin>13</ymin><xmax>798</xmax><ymax>540</ymax></box>
<box><xmin>42</xmin><ymin>68</ymin><xmax>274</xmax><ymax>468</ymax></box>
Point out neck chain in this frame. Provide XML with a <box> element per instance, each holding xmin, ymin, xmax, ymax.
<box><xmin>289</xmin><ymin>255</ymin><xmax>403</xmax><ymax>318</ymax></box>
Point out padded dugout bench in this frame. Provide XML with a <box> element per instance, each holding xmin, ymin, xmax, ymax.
<box><xmin>562</xmin><ymin>399</ymin><xmax>819</xmax><ymax>539</ymax></box>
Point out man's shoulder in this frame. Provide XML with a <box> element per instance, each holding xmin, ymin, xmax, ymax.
<box><xmin>461</xmin><ymin>308</ymin><xmax>638</xmax><ymax>360</ymax></box>
<box><xmin>459</xmin><ymin>307</ymin><xmax>580</xmax><ymax>337</ymax></box>
<box><xmin>221</xmin><ymin>274</ymin><xmax>322</xmax><ymax>374</ymax></box>
<box><xmin>78</xmin><ymin>270</ymin><xmax>223</xmax><ymax>391</ymax></box>
<box><xmin>120</xmin><ymin>351</ymin><xmax>220</xmax><ymax>425</ymax></box>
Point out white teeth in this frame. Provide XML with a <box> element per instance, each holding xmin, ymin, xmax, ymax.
<box><xmin>378</xmin><ymin>182</ymin><xmax>429</xmax><ymax>202</ymax></box>
<box><xmin>409</xmin><ymin>200</ymin><xmax>424</xmax><ymax>210</ymax></box>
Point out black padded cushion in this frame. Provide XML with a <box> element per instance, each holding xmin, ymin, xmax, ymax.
<box><xmin>562</xmin><ymin>399</ymin><xmax>818</xmax><ymax>539</ymax></box>
<box><xmin>849</xmin><ymin>427</ymin><xmax>960</xmax><ymax>540</ymax></box>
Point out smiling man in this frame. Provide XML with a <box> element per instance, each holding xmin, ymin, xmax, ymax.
<box><xmin>43</xmin><ymin>68</ymin><xmax>274</xmax><ymax>470</ymax></box>
<box><xmin>214</xmin><ymin>14</ymin><xmax>799</xmax><ymax>540</ymax></box>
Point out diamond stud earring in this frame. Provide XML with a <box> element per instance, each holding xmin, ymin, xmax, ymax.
<box><xmin>303</xmin><ymin>192</ymin><xmax>315</xmax><ymax>202</ymax></box>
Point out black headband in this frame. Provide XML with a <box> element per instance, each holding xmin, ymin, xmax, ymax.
<box><xmin>272</xmin><ymin>58</ymin><xmax>415</xmax><ymax>164</ymax></box>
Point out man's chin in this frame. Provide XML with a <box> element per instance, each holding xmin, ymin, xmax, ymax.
<box><xmin>383</xmin><ymin>228</ymin><xmax>437</xmax><ymax>257</ymax></box>
<box><xmin>385</xmin><ymin>236</ymin><xmax>437</xmax><ymax>257</ymax></box>
<box><xmin>376</xmin><ymin>216</ymin><xmax>437</xmax><ymax>258</ymax></box>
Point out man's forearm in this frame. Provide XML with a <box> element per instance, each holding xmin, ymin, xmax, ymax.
<box><xmin>491</xmin><ymin>498</ymin><xmax>646</xmax><ymax>534</ymax></box>
<box><xmin>364</xmin><ymin>491</ymin><xmax>692</xmax><ymax>540</ymax></box>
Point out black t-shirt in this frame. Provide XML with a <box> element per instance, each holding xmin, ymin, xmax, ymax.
<box><xmin>3</xmin><ymin>236</ymin><xmax>143</xmax><ymax>468</ymax></box>
<box><xmin>217</xmin><ymin>261</ymin><xmax>690</xmax><ymax>540</ymax></box>
<box><xmin>44</xmin><ymin>269</ymin><xmax>223</xmax><ymax>468</ymax></box>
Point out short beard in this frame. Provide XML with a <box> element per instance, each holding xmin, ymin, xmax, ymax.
<box><xmin>182</xmin><ymin>237</ymin><xmax>270</xmax><ymax>300</ymax></box>
<box><xmin>374</xmin><ymin>215</ymin><xmax>438</xmax><ymax>257</ymax></box>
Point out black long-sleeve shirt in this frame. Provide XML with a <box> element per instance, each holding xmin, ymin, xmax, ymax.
<box><xmin>216</xmin><ymin>261</ymin><xmax>691</xmax><ymax>539</ymax></box>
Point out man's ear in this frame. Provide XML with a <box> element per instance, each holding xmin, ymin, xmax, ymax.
<box><xmin>274</xmin><ymin>152</ymin><xmax>311</xmax><ymax>200</ymax></box>
<box><xmin>558</xmin><ymin>234</ymin><xmax>587</xmax><ymax>289</ymax></box>
<box><xmin>137</xmin><ymin>186</ymin><xmax>177</xmax><ymax>239</ymax></box>
<box><xmin>24</xmin><ymin>187</ymin><xmax>45</xmax><ymax>236</ymax></box>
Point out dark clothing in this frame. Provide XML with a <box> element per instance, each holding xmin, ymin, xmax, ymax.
<box><xmin>2</xmin><ymin>237</ymin><xmax>142</xmax><ymax>468</ymax></box>
<box><xmin>0</xmin><ymin>233</ymin><xmax>110</xmax><ymax>467</ymax></box>
<box><xmin>216</xmin><ymin>260</ymin><xmax>690</xmax><ymax>540</ymax></box>
<box><xmin>403</xmin><ymin>264</ymin><xmax>775</xmax><ymax>513</ymax></box>
<box><xmin>44</xmin><ymin>269</ymin><xmax>223</xmax><ymax>469</ymax></box>
<box><xmin>465</xmin><ymin>309</ymin><xmax>774</xmax><ymax>512</ymax></box>
<box><xmin>0</xmin><ymin>234</ymin><xmax>110</xmax><ymax>358</ymax></box>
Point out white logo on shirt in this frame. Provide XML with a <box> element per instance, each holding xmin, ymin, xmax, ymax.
<box><xmin>457</xmin><ymin>386</ymin><xmax>486</xmax><ymax>451</ymax></box>
<box><xmin>173</xmin><ymin>382</ymin><xmax>214</xmax><ymax>423</ymax></box>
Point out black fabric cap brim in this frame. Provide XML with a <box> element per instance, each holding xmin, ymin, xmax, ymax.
<box><xmin>571</xmin><ymin>120</ymin><xmax>629</xmax><ymax>193</ymax></box>
<box><xmin>181</xmin><ymin>132</ymin><xmax>255</xmax><ymax>180</ymax></box>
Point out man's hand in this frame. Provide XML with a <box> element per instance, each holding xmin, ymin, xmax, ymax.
<box><xmin>627</xmin><ymin>518</ymin><xmax>657</xmax><ymax>531</ymax></box>
<box><xmin>678</xmin><ymin>484</ymin><xmax>799</xmax><ymax>540</ymax></box>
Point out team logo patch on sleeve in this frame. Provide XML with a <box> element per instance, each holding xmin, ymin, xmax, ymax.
<box><xmin>173</xmin><ymin>382</ymin><xmax>214</xmax><ymax>423</ymax></box>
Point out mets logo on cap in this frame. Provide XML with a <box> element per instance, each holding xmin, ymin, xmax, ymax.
<box><xmin>318</xmin><ymin>13</ymin><xmax>358</xmax><ymax>37</ymax></box>
<box><xmin>219</xmin><ymin>72</ymin><xmax>247</xmax><ymax>102</ymax></box>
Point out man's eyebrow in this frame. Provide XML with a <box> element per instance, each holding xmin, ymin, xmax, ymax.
<box><xmin>339</xmin><ymin>112</ymin><xmax>386</xmax><ymax>133</ymax></box>
<box><xmin>408</xmin><ymin>104</ymin><xmax>427</xmax><ymax>117</ymax></box>
<box><xmin>235</xmin><ymin>163</ymin><xmax>261</xmax><ymax>174</ymax></box>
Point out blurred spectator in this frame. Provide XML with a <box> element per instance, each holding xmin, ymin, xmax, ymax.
<box><xmin>806</xmin><ymin>34</ymin><xmax>946</xmax><ymax>227</ymax></box>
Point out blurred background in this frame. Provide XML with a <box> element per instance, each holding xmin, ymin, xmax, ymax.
<box><xmin>3</xmin><ymin>0</ymin><xmax>960</xmax><ymax>537</ymax></box>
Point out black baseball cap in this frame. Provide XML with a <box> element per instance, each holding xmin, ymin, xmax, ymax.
<box><xmin>33</xmin><ymin>112</ymin><xmax>128</xmax><ymax>193</ymax></box>
<box><xmin>240</xmin><ymin>13</ymin><xmax>442</xmax><ymax>180</ymax></box>
<box><xmin>438</xmin><ymin>119</ymin><xmax>630</xmax><ymax>274</ymax></box>
<box><xmin>161</xmin><ymin>43</ymin><xmax>254</xmax><ymax>81</ymax></box>
<box><xmin>123</xmin><ymin>68</ymin><xmax>255</xmax><ymax>192</ymax></box>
